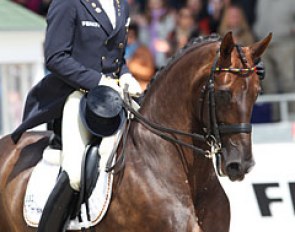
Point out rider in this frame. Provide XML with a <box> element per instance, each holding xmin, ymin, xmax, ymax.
<box><xmin>11</xmin><ymin>0</ymin><xmax>141</xmax><ymax>231</ymax></box>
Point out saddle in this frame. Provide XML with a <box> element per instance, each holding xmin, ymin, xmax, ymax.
<box><xmin>48</xmin><ymin>132</ymin><xmax>100</xmax><ymax>216</ymax></box>
<box><xmin>24</xmin><ymin>132</ymin><xmax>118</xmax><ymax>230</ymax></box>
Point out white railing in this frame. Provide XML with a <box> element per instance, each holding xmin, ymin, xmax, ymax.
<box><xmin>256</xmin><ymin>93</ymin><xmax>295</xmax><ymax>122</ymax></box>
<box><xmin>253</xmin><ymin>93</ymin><xmax>295</xmax><ymax>143</ymax></box>
<box><xmin>0</xmin><ymin>63</ymin><xmax>44</xmax><ymax>136</ymax></box>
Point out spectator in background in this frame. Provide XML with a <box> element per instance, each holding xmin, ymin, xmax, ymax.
<box><xmin>232</xmin><ymin>0</ymin><xmax>257</xmax><ymax>29</ymax></box>
<box><xmin>186</xmin><ymin>0</ymin><xmax>210</xmax><ymax>35</ymax></box>
<box><xmin>207</xmin><ymin>0</ymin><xmax>225</xmax><ymax>33</ymax></box>
<box><xmin>127</xmin><ymin>0</ymin><xmax>141</xmax><ymax>12</ymax></box>
<box><xmin>168</xmin><ymin>7</ymin><xmax>199</xmax><ymax>56</ymax></box>
<box><xmin>125</xmin><ymin>23</ymin><xmax>155</xmax><ymax>92</ymax></box>
<box><xmin>223</xmin><ymin>0</ymin><xmax>231</xmax><ymax>6</ymax></box>
<box><xmin>137</xmin><ymin>0</ymin><xmax>147</xmax><ymax>13</ymax></box>
<box><xmin>168</xmin><ymin>0</ymin><xmax>185</xmax><ymax>9</ymax></box>
<box><xmin>254</xmin><ymin>0</ymin><xmax>295</xmax><ymax>94</ymax></box>
<box><xmin>139</xmin><ymin>0</ymin><xmax>175</xmax><ymax>69</ymax></box>
<box><xmin>218</xmin><ymin>4</ymin><xmax>255</xmax><ymax>45</ymax></box>
<box><xmin>127</xmin><ymin>0</ymin><xmax>143</xmax><ymax>24</ymax></box>
<box><xmin>186</xmin><ymin>0</ymin><xmax>203</xmax><ymax>15</ymax></box>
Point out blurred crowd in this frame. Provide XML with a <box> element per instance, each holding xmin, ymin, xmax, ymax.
<box><xmin>12</xmin><ymin>0</ymin><xmax>295</xmax><ymax>95</ymax></box>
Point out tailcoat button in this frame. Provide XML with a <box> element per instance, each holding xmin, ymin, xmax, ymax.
<box><xmin>95</xmin><ymin>7</ymin><xmax>102</xmax><ymax>13</ymax></box>
<box><xmin>118</xmin><ymin>43</ymin><xmax>124</xmax><ymax>48</ymax></box>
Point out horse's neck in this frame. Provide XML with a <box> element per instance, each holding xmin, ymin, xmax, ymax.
<box><xmin>141</xmin><ymin>62</ymin><xmax>210</xmax><ymax>132</ymax></box>
<box><xmin>131</xmin><ymin>46</ymin><xmax>218</xmax><ymax>193</ymax></box>
<box><xmin>140</xmin><ymin>68</ymin><xmax>194</xmax><ymax>131</ymax></box>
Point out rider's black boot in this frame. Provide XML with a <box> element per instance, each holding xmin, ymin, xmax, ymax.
<box><xmin>37</xmin><ymin>171</ymin><xmax>78</xmax><ymax>232</ymax></box>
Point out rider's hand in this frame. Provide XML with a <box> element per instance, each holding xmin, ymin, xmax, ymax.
<box><xmin>119</xmin><ymin>73</ymin><xmax>142</xmax><ymax>97</ymax></box>
<box><xmin>99</xmin><ymin>75</ymin><xmax>123</xmax><ymax>97</ymax></box>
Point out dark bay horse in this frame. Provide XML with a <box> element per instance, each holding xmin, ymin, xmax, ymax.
<box><xmin>0</xmin><ymin>32</ymin><xmax>271</xmax><ymax>232</ymax></box>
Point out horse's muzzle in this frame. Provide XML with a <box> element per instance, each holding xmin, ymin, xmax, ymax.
<box><xmin>225</xmin><ymin>158</ymin><xmax>255</xmax><ymax>181</ymax></box>
<box><xmin>226</xmin><ymin>162</ymin><xmax>245</xmax><ymax>181</ymax></box>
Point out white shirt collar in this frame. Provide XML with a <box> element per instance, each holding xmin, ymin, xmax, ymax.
<box><xmin>99</xmin><ymin>0</ymin><xmax>116</xmax><ymax>29</ymax></box>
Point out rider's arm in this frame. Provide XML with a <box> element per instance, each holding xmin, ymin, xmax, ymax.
<box><xmin>44</xmin><ymin>0</ymin><xmax>101</xmax><ymax>91</ymax></box>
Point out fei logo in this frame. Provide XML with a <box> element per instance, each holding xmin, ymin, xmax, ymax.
<box><xmin>253</xmin><ymin>182</ymin><xmax>295</xmax><ymax>216</ymax></box>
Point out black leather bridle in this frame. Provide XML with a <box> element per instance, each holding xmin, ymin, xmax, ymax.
<box><xmin>106</xmin><ymin>44</ymin><xmax>265</xmax><ymax>173</ymax></box>
<box><xmin>199</xmin><ymin>44</ymin><xmax>259</xmax><ymax>158</ymax></box>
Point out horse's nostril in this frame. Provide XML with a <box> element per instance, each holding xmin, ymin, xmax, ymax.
<box><xmin>226</xmin><ymin>162</ymin><xmax>242</xmax><ymax>177</ymax></box>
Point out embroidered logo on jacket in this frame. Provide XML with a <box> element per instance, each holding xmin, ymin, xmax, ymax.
<box><xmin>81</xmin><ymin>21</ymin><xmax>100</xmax><ymax>28</ymax></box>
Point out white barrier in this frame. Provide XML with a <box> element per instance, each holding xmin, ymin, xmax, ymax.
<box><xmin>219</xmin><ymin>143</ymin><xmax>295</xmax><ymax>232</ymax></box>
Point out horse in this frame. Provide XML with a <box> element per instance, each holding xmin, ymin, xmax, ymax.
<box><xmin>0</xmin><ymin>32</ymin><xmax>272</xmax><ymax>232</ymax></box>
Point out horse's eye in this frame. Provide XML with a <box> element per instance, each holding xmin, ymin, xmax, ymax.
<box><xmin>215</xmin><ymin>90</ymin><xmax>232</xmax><ymax>103</ymax></box>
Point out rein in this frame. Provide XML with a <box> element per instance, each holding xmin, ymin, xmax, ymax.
<box><xmin>123</xmin><ymin>99</ymin><xmax>208</xmax><ymax>156</ymax></box>
<box><xmin>106</xmin><ymin>44</ymin><xmax>262</xmax><ymax>173</ymax></box>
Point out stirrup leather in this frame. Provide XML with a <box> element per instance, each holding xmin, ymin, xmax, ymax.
<box><xmin>72</xmin><ymin>144</ymin><xmax>101</xmax><ymax>218</ymax></box>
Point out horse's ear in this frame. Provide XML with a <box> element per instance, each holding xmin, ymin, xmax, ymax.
<box><xmin>250</xmin><ymin>33</ymin><xmax>272</xmax><ymax>60</ymax></box>
<box><xmin>219</xmin><ymin>32</ymin><xmax>235</xmax><ymax>66</ymax></box>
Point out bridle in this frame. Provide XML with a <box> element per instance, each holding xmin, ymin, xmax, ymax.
<box><xmin>195</xmin><ymin>44</ymin><xmax>265</xmax><ymax>175</ymax></box>
<box><xmin>106</xmin><ymin>44</ymin><xmax>265</xmax><ymax>174</ymax></box>
<box><xmin>200</xmin><ymin>44</ymin><xmax>259</xmax><ymax>158</ymax></box>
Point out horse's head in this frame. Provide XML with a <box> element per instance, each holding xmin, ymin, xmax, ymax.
<box><xmin>202</xmin><ymin>32</ymin><xmax>272</xmax><ymax>181</ymax></box>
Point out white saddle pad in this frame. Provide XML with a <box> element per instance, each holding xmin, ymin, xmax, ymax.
<box><xmin>23</xmin><ymin>149</ymin><xmax>114</xmax><ymax>230</ymax></box>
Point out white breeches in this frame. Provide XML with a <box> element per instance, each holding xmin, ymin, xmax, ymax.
<box><xmin>61</xmin><ymin>91</ymin><xmax>90</xmax><ymax>191</ymax></box>
<box><xmin>60</xmin><ymin>90</ymin><xmax>138</xmax><ymax>191</ymax></box>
